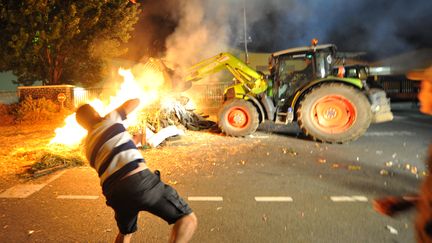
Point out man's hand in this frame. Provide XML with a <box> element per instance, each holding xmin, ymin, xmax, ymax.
<box><xmin>120</xmin><ymin>98</ymin><xmax>140</xmax><ymax>116</ymax></box>
<box><xmin>407</xmin><ymin>66</ymin><xmax>432</xmax><ymax>115</ymax></box>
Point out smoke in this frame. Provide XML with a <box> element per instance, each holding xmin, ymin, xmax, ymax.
<box><xmin>244</xmin><ymin>0</ymin><xmax>432</xmax><ymax>59</ymax></box>
<box><xmin>130</xmin><ymin>0</ymin><xmax>432</xmax><ymax>65</ymax></box>
<box><xmin>164</xmin><ymin>0</ymin><xmax>232</xmax><ymax>70</ymax></box>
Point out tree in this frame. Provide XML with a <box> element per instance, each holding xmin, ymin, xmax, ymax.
<box><xmin>0</xmin><ymin>0</ymin><xmax>140</xmax><ymax>87</ymax></box>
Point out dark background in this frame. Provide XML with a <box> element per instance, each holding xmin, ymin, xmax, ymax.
<box><xmin>125</xmin><ymin>0</ymin><xmax>432</xmax><ymax>61</ymax></box>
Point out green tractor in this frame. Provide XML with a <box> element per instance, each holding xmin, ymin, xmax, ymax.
<box><xmin>181</xmin><ymin>41</ymin><xmax>393</xmax><ymax>143</ymax></box>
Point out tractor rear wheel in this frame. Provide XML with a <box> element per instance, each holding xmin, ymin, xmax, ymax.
<box><xmin>218</xmin><ymin>99</ymin><xmax>259</xmax><ymax>137</ymax></box>
<box><xmin>297</xmin><ymin>83</ymin><xmax>371</xmax><ymax>143</ymax></box>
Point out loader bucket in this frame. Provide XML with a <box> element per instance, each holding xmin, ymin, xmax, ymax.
<box><xmin>146</xmin><ymin>58</ymin><xmax>193</xmax><ymax>92</ymax></box>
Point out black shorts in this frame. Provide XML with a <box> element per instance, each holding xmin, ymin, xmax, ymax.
<box><xmin>103</xmin><ymin>169</ymin><xmax>193</xmax><ymax>234</ymax></box>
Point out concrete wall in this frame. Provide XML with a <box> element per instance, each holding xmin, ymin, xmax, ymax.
<box><xmin>18</xmin><ymin>85</ymin><xmax>75</xmax><ymax>108</ymax></box>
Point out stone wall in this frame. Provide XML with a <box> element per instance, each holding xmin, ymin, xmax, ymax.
<box><xmin>17</xmin><ymin>85</ymin><xmax>75</xmax><ymax>108</ymax></box>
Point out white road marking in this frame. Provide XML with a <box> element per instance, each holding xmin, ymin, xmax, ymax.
<box><xmin>364</xmin><ymin>131</ymin><xmax>414</xmax><ymax>137</ymax></box>
<box><xmin>254</xmin><ymin>196</ymin><xmax>293</xmax><ymax>202</ymax></box>
<box><xmin>0</xmin><ymin>184</ymin><xmax>46</xmax><ymax>198</ymax></box>
<box><xmin>187</xmin><ymin>196</ymin><xmax>223</xmax><ymax>202</ymax></box>
<box><xmin>45</xmin><ymin>170</ymin><xmax>67</xmax><ymax>183</ymax></box>
<box><xmin>0</xmin><ymin>170</ymin><xmax>66</xmax><ymax>199</ymax></box>
<box><xmin>330</xmin><ymin>196</ymin><xmax>368</xmax><ymax>202</ymax></box>
<box><xmin>249</xmin><ymin>135</ymin><xmax>270</xmax><ymax>139</ymax></box>
<box><xmin>57</xmin><ymin>195</ymin><xmax>99</xmax><ymax>200</ymax></box>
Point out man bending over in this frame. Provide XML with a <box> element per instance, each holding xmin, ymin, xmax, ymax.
<box><xmin>76</xmin><ymin>98</ymin><xmax>197</xmax><ymax>243</ymax></box>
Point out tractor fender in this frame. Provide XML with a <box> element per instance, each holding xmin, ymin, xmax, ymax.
<box><xmin>245</xmin><ymin>94</ymin><xmax>266</xmax><ymax>123</ymax></box>
<box><xmin>290</xmin><ymin>78</ymin><xmax>364</xmax><ymax>112</ymax></box>
<box><xmin>260</xmin><ymin>95</ymin><xmax>276</xmax><ymax>121</ymax></box>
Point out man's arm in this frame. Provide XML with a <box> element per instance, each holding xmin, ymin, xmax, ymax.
<box><xmin>105</xmin><ymin>98</ymin><xmax>141</xmax><ymax>122</ymax></box>
<box><xmin>119</xmin><ymin>98</ymin><xmax>140</xmax><ymax>116</ymax></box>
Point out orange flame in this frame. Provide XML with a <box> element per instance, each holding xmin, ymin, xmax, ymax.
<box><xmin>50</xmin><ymin>63</ymin><xmax>166</xmax><ymax>147</ymax></box>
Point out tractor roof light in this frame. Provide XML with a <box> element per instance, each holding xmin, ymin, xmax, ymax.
<box><xmin>311</xmin><ymin>38</ymin><xmax>319</xmax><ymax>52</ymax></box>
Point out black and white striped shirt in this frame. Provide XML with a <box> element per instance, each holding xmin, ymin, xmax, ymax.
<box><xmin>84</xmin><ymin>107</ymin><xmax>147</xmax><ymax>191</ymax></box>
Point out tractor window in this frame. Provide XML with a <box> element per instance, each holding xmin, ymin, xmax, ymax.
<box><xmin>346</xmin><ymin>68</ymin><xmax>358</xmax><ymax>78</ymax></box>
<box><xmin>277</xmin><ymin>54</ymin><xmax>313</xmax><ymax>79</ymax></box>
<box><xmin>273</xmin><ymin>53</ymin><xmax>315</xmax><ymax>100</ymax></box>
<box><xmin>275</xmin><ymin>54</ymin><xmax>315</xmax><ymax>84</ymax></box>
<box><xmin>280</xmin><ymin>55</ymin><xmax>309</xmax><ymax>71</ymax></box>
<box><xmin>315</xmin><ymin>51</ymin><xmax>332</xmax><ymax>78</ymax></box>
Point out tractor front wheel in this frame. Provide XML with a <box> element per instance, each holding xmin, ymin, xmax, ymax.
<box><xmin>297</xmin><ymin>83</ymin><xmax>371</xmax><ymax>143</ymax></box>
<box><xmin>218</xmin><ymin>99</ymin><xmax>259</xmax><ymax>137</ymax></box>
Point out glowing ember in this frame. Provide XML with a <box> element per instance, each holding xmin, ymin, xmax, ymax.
<box><xmin>50</xmin><ymin>63</ymin><xmax>166</xmax><ymax>147</ymax></box>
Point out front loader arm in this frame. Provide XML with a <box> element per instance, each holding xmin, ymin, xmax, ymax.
<box><xmin>185</xmin><ymin>53</ymin><xmax>268</xmax><ymax>94</ymax></box>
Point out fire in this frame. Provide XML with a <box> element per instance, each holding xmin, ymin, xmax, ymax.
<box><xmin>49</xmin><ymin>113</ymin><xmax>88</xmax><ymax>146</ymax></box>
<box><xmin>50</xmin><ymin>63</ymin><xmax>166</xmax><ymax>147</ymax></box>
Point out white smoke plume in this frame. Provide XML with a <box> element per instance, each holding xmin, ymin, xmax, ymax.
<box><xmin>161</xmin><ymin>0</ymin><xmax>432</xmax><ymax>62</ymax></box>
<box><xmin>164</xmin><ymin>0</ymin><xmax>232</xmax><ymax>73</ymax></box>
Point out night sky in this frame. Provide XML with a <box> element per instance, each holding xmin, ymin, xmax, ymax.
<box><xmin>126</xmin><ymin>0</ymin><xmax>432</xmax><ymax>62</ymax></box>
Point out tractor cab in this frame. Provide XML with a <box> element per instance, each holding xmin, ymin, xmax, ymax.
<box><xmin>269</xmin><ymin>43</ymin><xmax>336</xmax><ymax>107</ymax></box>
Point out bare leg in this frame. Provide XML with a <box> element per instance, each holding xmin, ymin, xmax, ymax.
<box><xmin>169</xmin><ymin>213</ymin><xmax>198</xmax><ymax>243</ymax></box>
<box><xmin>115</xmin><ymin>232</ymin><xmax>132</xmax><ymax>243</ymax></box>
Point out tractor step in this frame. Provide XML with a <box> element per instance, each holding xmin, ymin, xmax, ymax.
<box><xmin>275</xmin><ymin>108</ymin><xmax>294</xmax><ymax>124</ymax></box>
<box><xmin>275</xmin><ymin>112</ymin><xmax>287</xmax><ymax>124</ymax></box>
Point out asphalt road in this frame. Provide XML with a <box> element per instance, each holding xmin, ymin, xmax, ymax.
<box><xmin>1</xmin><ymin>102</ymin><xmax>431</xmax><ymax>243</ymax></box>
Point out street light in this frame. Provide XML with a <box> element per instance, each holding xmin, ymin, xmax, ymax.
<box><xmin>243</xmin><ymin>0</ymin><xmax>249</xmax><ymax>64</ymax></box>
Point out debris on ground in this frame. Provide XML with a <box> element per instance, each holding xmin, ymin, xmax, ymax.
<box><xmin>157</xmin><ymin>96</ymin><xmax>216</xmax><ymax>131</ymax></box>
<box><xmin>380</xmin><ymin>169</ymin><xmax>389</xmax><ymax>176</ymax></box>
<box><xmin>146</xmin><ymin>125</ymin><xmax>185</xmax><ymax>148</ymax></box>
<box><xmin>348</xmin><ymin>165</ymin><xmax>361</xmax><ymax>171</ymax></box>
<box><xmin>282</xmin><ymin>148</ymin><xmax>297</xmax><ymax>156</ymax></box>
<box><xmin>168</xmin><ymin>180</ymin><xmax>178</xmax><ymax>185</ymax></box>
<box><xmin>386</xmin><ymin>225</ymin><xmax>398</xmax><ymax>235</ymax></box>
<box><xmin>129</xmin><ymin>96</ymin><xmax>217</xmax><ymax>148</ymax></box>
<box><xmin>21</xmin><ymin>149</ymin><xmax>85</xmax><ymax>177</ymax></box>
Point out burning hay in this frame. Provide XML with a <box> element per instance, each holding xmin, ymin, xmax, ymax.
<box><xmin>128</xmin><ymin>96</ymin><xmax>217</xmax><ymax>148</ymax></box>
<box><xmin>50</xmin><ymin>57</ymin><xmax>216</xmax><ymax>149</ymax></box>
<box><xmin>158</xmin><ymin>96</ymin><xmax>216</xmax><ymax>131</ymax></box>
<box><xmin>36</xmin><ymin>55</ymin><xmax>216</xmax><ymax>179</ymax></box>
<box><xmin>143</xmin><ymin>96</ymin><xmax>216</xmax><ymax>131</ymax></box>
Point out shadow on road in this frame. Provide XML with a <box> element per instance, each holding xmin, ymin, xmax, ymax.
<box><xmin>257</xmin><ymin>121</ymin><xmax>313</xmax><ymax>142</ymax></box>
